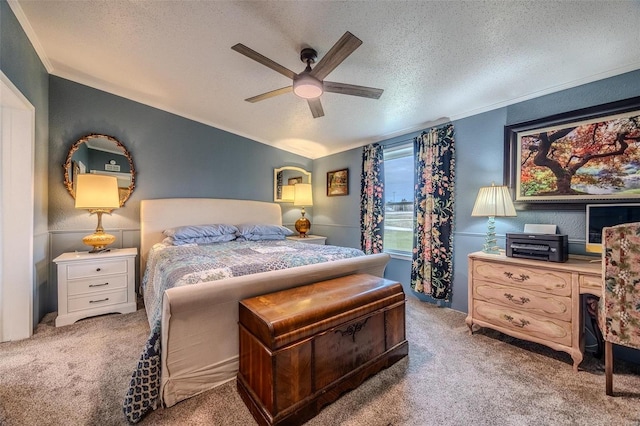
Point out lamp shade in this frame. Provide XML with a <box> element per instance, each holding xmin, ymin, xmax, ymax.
<box><xmin>75</xmin><ymin>174</ymin><xmax>120</xmax><ymax>210</ymax></box>
<box><xmin>281</xmin><ymin>185</ymin><xmax>295</xmax><ymax>202</ymax></box>
<box><xmin>293</xmin><ymin>183</ymin><xmax>313</xmax><ymax>206</ymax></box>
<box><xmin>471</xmin><ymin>184</ymin><xmax>516</xmax><ymax>217</ymax></box>
<box><xmin>293</xmin><ymin>74</ymin><xmax>323</xmax><ymax>99</ymax></box>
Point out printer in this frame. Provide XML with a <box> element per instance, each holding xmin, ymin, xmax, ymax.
<box><xmin>506</xmin><ymin>233</ymin><xmax>568</xmax><ymax>263</ymax></box>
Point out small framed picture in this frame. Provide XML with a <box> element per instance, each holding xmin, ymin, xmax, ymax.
<box><xmin>327</xmin><ymin>168</ymin><xmax>349</xmax><ymax>196</ymax></box>
<box><xmin>288</xmin><ymin>176</ymin><xmax>303</xmax><ymax>185</ymax></box>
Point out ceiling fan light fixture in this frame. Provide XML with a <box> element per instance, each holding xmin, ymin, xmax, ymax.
<box><xmin>293</xmin><ymin>74</ymin><xmax>323</xmax><ymax>99</ymax></box>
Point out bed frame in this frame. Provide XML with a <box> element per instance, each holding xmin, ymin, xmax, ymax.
<box><xmin>140</xmin><ymin>198</ymin><xmax>391</xmax><ymax>408</ymax></box>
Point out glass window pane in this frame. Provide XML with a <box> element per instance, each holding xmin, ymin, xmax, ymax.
<box><xmin>383</xmin><ymin>144</ymin><xmax>414</xmax><ymax>254</ymax></box>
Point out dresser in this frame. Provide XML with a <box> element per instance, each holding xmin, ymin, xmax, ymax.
<box><xmin>53</xmin><ymin>248</ymin><xmax>137</xmax><ymax>327</ymax></box>
<box><xmin>285</xmin><ymin>234</ymin><xmax>327</xmax><ymax>245</ymax></box>
<box><xmin>466</xmin><ymin>251</ymin><xmax>601</xmax><ymax>371</ymax></box>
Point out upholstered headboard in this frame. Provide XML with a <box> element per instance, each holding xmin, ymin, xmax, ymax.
<box><xmin>140</xmin><ymin>198</ymin><xmax>283</xmax><ymax>271</ymax></box>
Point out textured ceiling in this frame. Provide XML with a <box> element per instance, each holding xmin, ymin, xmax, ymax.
<box><xmin>11</xmin><ymin>0</ymin><xmax>640</xmax><ymax>159</ymax></box>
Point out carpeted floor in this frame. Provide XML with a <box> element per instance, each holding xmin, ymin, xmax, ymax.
<box><xmin>1</xmin><ymin>297</ymin><xmax>639</xmax><ymax>426</ymax></box>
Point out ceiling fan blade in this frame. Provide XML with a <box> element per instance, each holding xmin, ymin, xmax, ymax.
<box><xmin>310</xmin><ymin>31</ymin><xmax>362</xmax><ymax>81</ymax></box>
<box><xmin>232</xmin><ymin>43</ymin><xmax>296</xmax><ymax>80</ymax></box>
<box><xmin>245</xmin><ymin>86</ymin><xmax>293</xmax><ymax>103</ymax></box>
<box><xmin>323</xmin><ymin>81</ymin><xmax>383</xmax><ymax>99</ymax></box>
<box><xmin>307</xmin><ymin>98</ymin><xmax>324</xmax><ymax>118</ymax></box>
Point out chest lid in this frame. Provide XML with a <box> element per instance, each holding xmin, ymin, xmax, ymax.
<box><xmin>239</xmin><ymin>273</ymin><xmax>404</xmax><ymax>349</ymax></box>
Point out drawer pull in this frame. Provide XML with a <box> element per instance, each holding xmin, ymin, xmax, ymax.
<box><xmin>89</xmin><ymin>282</ymin><xmax>109</xmax><ymax>288</ymax></box>
<box><xmin>503</xmin><ymin>314</ymin><xmax>530</xmax><ymax>328</ymax></box>
<box><xmin>89</xmin><ymin>298</ymin><xmax>109</xmax><ymax>304</ymax></box>
<box><xmin>504</xmin><ymin>293</ymin><xmax>530</xmax><ymax>305</ymax></box>
<box><xmin>504</xmin><ymin>272</ymin><xmax>530</xmax><ymax>282</ymax></box>
<box><xmin>335</xmin><ymin>317</ymin><xmax>370</xmax><ymax>342</ymax></box>
<box><xmin>96</xmin><ymin>268</ymin><xmax>102</xmax><ymax>272</ymax></box>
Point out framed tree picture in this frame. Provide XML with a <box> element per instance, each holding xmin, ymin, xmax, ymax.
<box><xmin>327</xmin><ymin>168</ymin><xmax>349</xmax><ymax>196</ymax></box>
<box><xmin>504</xmin><ymin>96</ymin><xmax>640</xmax><ymax>208</ymax></box>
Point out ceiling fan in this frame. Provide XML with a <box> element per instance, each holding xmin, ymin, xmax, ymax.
<box><xmin>231</xmin><ymin>31</ymin><xmax>383</xmax><ymax>118</ymax></box>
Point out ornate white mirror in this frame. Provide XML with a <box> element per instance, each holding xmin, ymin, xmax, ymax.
<box><xmin>63</xmin><ymin>134</ymin><xmax>136</xmax><ymax>207</ymax></box>
<box><xmin>274</xmin><ymin>166</ymin><xmax>312</xmax><ymax>202</ymax></box>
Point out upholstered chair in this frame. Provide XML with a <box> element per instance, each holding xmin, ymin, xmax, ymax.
<box><xmin>599</xmin><ymin>222</ymin><xmax>640</xmax><ymax>395</ymax></box>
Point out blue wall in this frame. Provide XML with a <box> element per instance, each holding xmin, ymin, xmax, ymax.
<box><xmin>314</xmin><ymin>69</ymin><xmax>640</xmax><ymax>314</ymax></box>
<box><xmin>1</xmin><ymin>0</ymin><xmax>50</xmax><ymax>322</ymax></box>
<box><xmin>48</xmin><ymin>76</ymin><xmax>312</xmax><ymax>233</ymax></box>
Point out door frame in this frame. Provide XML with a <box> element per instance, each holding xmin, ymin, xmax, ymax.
<box><xmin>1</xmin><ymin>70</ymin><xmax>35</xmax><ymax>341</ymax></box>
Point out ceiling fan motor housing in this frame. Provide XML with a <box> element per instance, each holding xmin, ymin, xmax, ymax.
<box><xmin>300</xmin><ymin>48</ymin><xmax>318</xmax><ymax>64</ymax></box>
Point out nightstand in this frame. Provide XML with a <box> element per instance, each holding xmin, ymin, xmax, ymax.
<box><xmin>53</xmin><ymin>248</ymin><xmax>137</xmax><ymax>327</ymax></box>
<box><xmin>286</xmin><ymin>235</ymin><xmax>327</xmax><ymax>245</ymax></box>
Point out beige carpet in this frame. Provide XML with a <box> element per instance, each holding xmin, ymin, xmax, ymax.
<box><xmin>1</xmin><ymin>298</ymin><xmax>639</xmax><ymax>426</ymax></box>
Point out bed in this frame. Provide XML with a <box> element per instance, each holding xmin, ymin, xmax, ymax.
<box><xmin>123</xmin><ymin>198</ymin><xmax>390</xmax><ymax>423</ymax></box>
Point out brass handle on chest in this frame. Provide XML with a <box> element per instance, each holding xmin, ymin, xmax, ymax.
<box><xmin>89</xmin><ymin>298</ymin><xmax>109</xmax><ymax>304</ymax></box>
<box><xmin>89</xmin><ymin>282</ymin><xmax>109</xmax><ymax>288</ymax></box>
<box><xmin>335</xmin><ymin>316</ymin><xmax>370</xmax><ymax>342</ymax></box>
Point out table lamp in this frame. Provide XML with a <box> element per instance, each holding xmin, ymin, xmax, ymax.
<box><xmin>294</xmin><ymin>183</ymin><xmax>313</xmax><ymax>237</ymax></box>
<box><xmin>471</xmin><ymin>183</ymin><xmax>516</xmax><ymax>254</ymax></box>
<box><xmin>75</xmin><ymin>174</ymin><xmax>120</xmax><ymax>253</ymax></box>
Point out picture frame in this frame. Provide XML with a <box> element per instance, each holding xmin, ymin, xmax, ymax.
<box><xmin>327</xmin><ymin>168</ymin><xmax>349</xmax><ymax>196</ymax></box>
<box><xmin>288</xmin><ymin>176</ymin><xmax>303</xmax><ymax>185</ymax></box>
<box><xmin>504</xmin><ymin>96</ymin><xmax>640</xmax><ymax>209</ymax></box>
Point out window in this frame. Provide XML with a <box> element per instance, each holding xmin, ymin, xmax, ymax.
<box><xmin>383</xmin><ymin>143</ymin><xmax>414</xmax><ymax>254</ymax></box>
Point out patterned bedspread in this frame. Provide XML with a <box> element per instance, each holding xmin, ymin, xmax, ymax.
<box><xmin>123</xmin><ymin>240</ymin><xmax>365</xmax><ymax>423</ymax></box>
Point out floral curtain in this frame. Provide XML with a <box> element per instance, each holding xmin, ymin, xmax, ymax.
<box><xmin>360</xmin><ymin>143</ymin><xmax>384</xmax><ymax>254</ymax></box>
<box><xmin>411</xmin><ymin>123</ymin><xmax>456</xmax><ymax>301</ymax></box>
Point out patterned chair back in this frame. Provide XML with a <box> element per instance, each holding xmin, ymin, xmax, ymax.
<box><xmin>599</xmin><ymin>221</ymin><xmax>640</xmax><ymax>350</ymax></box>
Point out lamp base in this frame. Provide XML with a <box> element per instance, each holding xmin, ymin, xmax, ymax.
<box><xmin>295</xmin><ymin>217</ymin><xmax>311</xmax><ymax>238</ymax></box>
<box><xmin>481</xmin><ymin>216</ymin><xmax>501</xmax><ymax>255</ymax></box>
<box><xmin>82</xmin><ymin>231</ymin><xmax>116</xmax><ymax>253</ymax></box>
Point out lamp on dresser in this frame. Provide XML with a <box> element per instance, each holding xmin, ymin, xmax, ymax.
<box><xmin>75</xmin><ymin>174</ymin><xmax>120</xmax><ymax>253</ymax></box>
<box><xmin>471</xmin><ymin>182</ymin><xmax>517</xmax><ymax>254</ymax></box>
<box><xmin>294</xmin><ymin>183</ymin><xmax>313</xmax><ymax>237</ymax></box>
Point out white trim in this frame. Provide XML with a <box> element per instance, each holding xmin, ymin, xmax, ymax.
<box><xmin>0</xmin><ymin>71</ymin><xmax>35</xmax><ymax>342</ymax></box>
<box><xmin>6</xmin><ymin>0</ymin><xmax>54</xmax><ymax>73</ymax></box>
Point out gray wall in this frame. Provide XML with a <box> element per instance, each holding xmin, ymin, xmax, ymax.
<box><xmin>1</xmin><ymin>0</ymin><xmax>50</xmax><ymax>322</ymax></box>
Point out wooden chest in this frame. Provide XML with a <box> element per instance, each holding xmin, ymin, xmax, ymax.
<box><xmin>237</xmin><ymin>273</ymin><xmax>408</xmax><ymax>426</ymax></box>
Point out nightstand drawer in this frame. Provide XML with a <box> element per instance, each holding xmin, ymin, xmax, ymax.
<box><xmin>66</xmin><ymin>259</ymin><xmax>129</xmax><ymax>279</ymax></box>
<box><xmin>67</xmin><ymin>274</ymin><xmax>128</xmax><ymax>296</ymax></box>
<box><xmin>67</xmin><ymin>289</ymin><xmax>128</xmax><ymax>312</ymax></box>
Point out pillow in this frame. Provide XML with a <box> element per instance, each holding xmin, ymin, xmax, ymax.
<box><xmin>236</xmin><ymin>234</ymin><xmax>287</xmax><ymax>241</ymax></box>
<box><xmin>163</xmin><ymin>224</ymin><xmax>238</xmax><ymax>239</ymax></box>
<box><xmin>235</xmin><ymin>224</ymin><xmax>294</xmax><ymax>239</ymax></box>
<box><xmin>163</xmin><ymin>234</ymin><xmax>237</xmax><ymax>246</ymax></box>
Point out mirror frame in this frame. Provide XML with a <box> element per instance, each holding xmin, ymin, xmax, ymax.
<box><xmin>274</xmin><ymin>166</ymin><xmax>312</xmax><ymax>202</ymax></box>
<box><xmin>63</xmin><ymin>134</ymin><xmax>136</xmax><ymax>207</ymax></box>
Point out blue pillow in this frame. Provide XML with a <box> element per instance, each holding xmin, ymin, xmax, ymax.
<box><xmin>237</xmin><ymin>234</ymin><xmax>287</xmax><ymax>241</ymax></box>
<box><xmin>163</xmin><ymin>224</ymin><xmax>238</xmax><ymax>239</ymax></box>
<box><xmin>235</xmin><ymin>224</ymin><xmax>293</xmax><ymax>237</ymax></box>
<box><xmin>164</xmin><ymin>234</ymin><xmax>237</xmax><ymax>245</ymax></box>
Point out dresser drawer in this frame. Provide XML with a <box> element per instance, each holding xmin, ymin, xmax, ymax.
<box><xmin>67</xmin><ymin>274</ymin><xmax>128</xmax><ymax>296</ymax></box>
<box><xmin>473</xmin><ymin>300</ymin><xmax>572</xmax><ymax>347</ymax></box>
<box><xmin>579</xmin><ymin>273</ymin><xmax>601</xmax><ymax>295</ymax></box>
<box><xmin>66</xmin><ymin>259</ymin><xmax>129</xmax><ymax>280</ymax></box>
<box><xmin>473</xmin><ymin>260</ymin><xmax>571</xmax><ymax>297</ymax></box>
<box><xmin>67</xmin><ymin>289</ymin><xmax>128</xmax><ymax>312</ymax></box>
<box><xmin>473</xmin><ymin>280</ymin><xmax>572</xmax><ymax>322</ymax></box>
<box><xmin>314</xmin><ymin>311</ymin><xmax>386</xmax><ymax>390</ymax></box>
